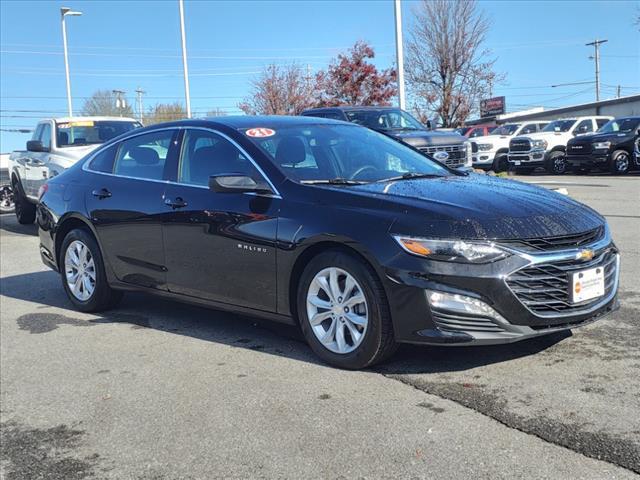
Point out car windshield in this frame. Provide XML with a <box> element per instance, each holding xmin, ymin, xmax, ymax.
<box><xmin>491</xmin><ymin>124</ymin><xmax>520</xmax><ymax>136</ymax></box>
<box><xmin>244</xmin><ymin>124</ymin><xmax>450</xmax><ymax>183</ymax></box>
<box><xmin>344</xmin><ymin>109</ymin><xmax>424</xmax><ymax>131</ymax></box>
<box><xmin>597</xmin><ymin>118</ymin><xmax>640</xmax><ymax>134</ymax></box>
<box><xmin>542</xmin><ymin>119</ymin><xmax>576</xmax><ymax>133</ymax></box>
<box><xmin>56</xmin><ymin>120</ymin><xmax>141</xmax><ymax>147</ymax></box>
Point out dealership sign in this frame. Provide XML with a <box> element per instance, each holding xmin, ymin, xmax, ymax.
<box><xmin>480</xmin><ymin>96</ymin><xmax>506</xmax><ymax>117</ymax></box>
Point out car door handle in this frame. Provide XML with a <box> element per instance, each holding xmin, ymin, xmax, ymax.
<box><xmin>164</xmin><ymin>197</ymin><xmax>187</xmax><ymax>209</ymax></box>
<box><xmin>91</xmin><ymin>188</ymin><xmax>112</xmax><ymax>199</ymax></box>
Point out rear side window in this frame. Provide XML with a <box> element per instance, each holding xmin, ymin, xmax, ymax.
<box><xmin>88</xmin><ymin>145</ymin><xmax>117</xmax><ymax>173</ymax></box>
<box><xmin>596</xmin><ymin>118</ymin><xmax>609</xmax><ymax>129</ymax></box>
<box><xmin>113</xmin><ymin>130</ymin><xmax>175</xmax><ymax>181</ymax></box>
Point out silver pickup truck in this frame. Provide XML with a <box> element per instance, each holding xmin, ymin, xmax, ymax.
<box><xmin>10</xmin><ymin>117</ymin><xmax>141</xmax><ymax>223</ymax></box>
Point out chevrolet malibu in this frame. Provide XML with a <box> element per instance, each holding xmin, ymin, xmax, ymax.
<box><xmin>37</xmin><ymin>116</ymin><xmax>620</xmax><ymax>369</ymax></box>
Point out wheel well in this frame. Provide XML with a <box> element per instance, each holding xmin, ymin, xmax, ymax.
<box><xmin>496</xmin><ymin>148</ymin><xmax>509</xmax><ymax>155</ymax></box>
<box><xmin>550</xmin><ymin>146</ymin><xmax>566</xmax><ymax>153</ymax></box>
<box><xmin>287</xmin><ymin>241</ymin><xmax>381</xmax><ymax>324</ymax></box>
<box><xmin>55</xmin><ymin>217</ymin><xmax>94</xmax><ymax>266</ymax></box>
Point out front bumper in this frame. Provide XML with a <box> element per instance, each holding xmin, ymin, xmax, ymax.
<box><xmin>472</xmin><ymin>152</ymin><xmax>496</xmax><ymax>169</ymax></box>
<box><xmin>384</xmin><ymin>231</ymin><xmax>620</xmax><ymax>346</ymax></box>
<box><xmin>566</xmin><ymin>152</ymin><xmax>610</xmax><ymax>168</ymax></box>
<box><xmin>508</xmin><ymin>149</ymin><xmax>547</xmax><ymax>168</ymax></box>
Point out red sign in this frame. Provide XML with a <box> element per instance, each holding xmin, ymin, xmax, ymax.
<box><xmin>245</xmin><ymin>128</ymin><xmax>276</xmax><ymax>138</ymax></box>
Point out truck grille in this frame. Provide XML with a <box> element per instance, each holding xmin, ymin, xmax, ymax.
<box><xmin>567</xmin><ymin>142</ymin><xmax>592</xmax><ymax>155</ymax></box>
<box><xmin>506</xmin><ymin>247</ymin><xmax>617</xmax><ymax>315</ymax></box>
<box><xmin>417</xmin><ymin>145</ymin><xmax>466</xmax><ymax>167</ymax></box>
<box><xmin>510</xmin><ymin>139</ymin><xmax>531</xmax><ymax>152</ymax></box>
<box><xmin>499</xmin><ymin>227</ymin><xmax>604</xmax><ymax>252</ymax></box>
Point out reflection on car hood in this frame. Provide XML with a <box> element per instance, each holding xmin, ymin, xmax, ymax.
<box><xmin>382</xmin><ymin>130</ymin><xmax>467</xmax><ymax>147</ymax></box>
<box><xmin>339</xmin><ymin>173</ymin><xmax>604</xmax><ymax>240</ymax></box>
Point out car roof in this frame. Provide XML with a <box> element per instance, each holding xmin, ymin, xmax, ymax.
<box><xmin>47</xmin><ymin>116</ymin><xmax>139</xmax><ymax>123</ymax></box>
<box><xmin>303</xmin><ymin>106</ymin><xmax>401</xmax><ymax>113</ymax></box>
<box><xmin>135</xmin><ymin>115</ymin><xmax>351</xmax><ymax>131</ymax></box>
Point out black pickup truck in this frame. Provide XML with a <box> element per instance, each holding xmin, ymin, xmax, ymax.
<box><xmin>301</xmin><ymin>106</ymin><xmax>471</xmax><ymax>169</ymax></box>
<box><xmin>566</xmin><ymin>116</ymin><xmax>640</xmax><ymax>174</ymax></box>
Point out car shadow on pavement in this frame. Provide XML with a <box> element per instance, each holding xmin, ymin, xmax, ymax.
<box><xmin>1</xmin><ymin>270</ymin><xmax>569</xmax><ymax>373</ymax></box>
<box><xmin>0</xmin><ymin>214</ymin><xmax>38</xmax><ymax>236</ymax></box>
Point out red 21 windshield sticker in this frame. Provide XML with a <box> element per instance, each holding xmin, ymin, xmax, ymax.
<box><xmin>245</xmin><ymin>128</ymin><xmax>276</xmax><ymax>138</ymax></box>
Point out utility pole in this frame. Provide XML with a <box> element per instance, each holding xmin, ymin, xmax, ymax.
<box><xmin>112</xmin><ymin>89</ymin><xmax>126</xmax><ymax>117</ymax></box>
<box><xmin>135</xmin><ymin>88</ymin><xmax>145</xmax><ymax>123</ymax></box>
<box><xmin>393</xmin><ymin>0</ymin><xmax>406</xmax><ymax>110</ymax></box>
<box><xmin>617</xmin><ymin>85</ymin><xmax>621</xmax><ymax>98</ymax></box>
<box><xmin>586</xmin><ymin>38</ymin><xmax>607</xmax><ymax>102</ymax></box>
<box><xmin>178</xmin><ymin>0</ymin><xmax>192</xmax><ymax>118</ymax></box>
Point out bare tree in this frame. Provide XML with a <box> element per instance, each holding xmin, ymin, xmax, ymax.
<box><xmin>81</xmin><ymin>90</ymin><xmax>134</xmax><ymax>117</ymax></box>
<box><xmin>206</xmin><ymin>108</ymin><xmax>227</xmax><ymax>117</ymax></box>
<box><xmin>238</xmin><ymin>63</ymin><xmax>314</xmax><ymax>115</ymax></box>
<box><xmin>314</xmin><ymin>41</ymin><xmax>397</xmax><ymax>107</ymax></box>
<box><xmin>145</xmin><ymin>102</ymin><xmax>186</xmax><ymax>125</ymax></box>
<box><xmin>406</xmin><ymin>0</ymin><xmax>502</xmax><ymax>127</ymax></box>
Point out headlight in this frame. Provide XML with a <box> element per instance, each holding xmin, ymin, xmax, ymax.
<box><xmin>393</xmin><ymin>236</ymin><xmax>510</xmax><ymax>264</ymax></box>
<box><xmin>592</xmin><ymin>141</ymin><xmax>611</xmax><ymax>150</ymax></box>
<box><xmin>463</xmin><ymin>141</ymin><xmax>472</xmax><ymax>167</ymax></box>
<box><xmin>531</xmin><ymin>139</ymin><xmax>548</xmax><ymax>149</ymax></box>
<box><xmin>477</xmin><ymin>143</ymin><xmax>493</xmax><ymax>151</ymax></box>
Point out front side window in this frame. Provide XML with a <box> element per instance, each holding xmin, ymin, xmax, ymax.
<box><xmin>345</xmin><ymin>109</ymin><xmax>423</xmax><ymax>131</ymax></box>
<box><xmin>245</xmin><ymin>124</ymin><xmax>449</xmax><ymax>183</ymax></box>
<box><xmin>469</xmin><ymin>128</ymin><xmax>485</xmax><ymax>138</ymax></box>
<box><xmin>596</xmin><ymin>118</ymin><xmax>611</xmax><ymax>130</ymax></box>
<box><xmin>178</xmin><ymin>129</ymin><xmax>260</xmax><ymax>186</ymax></box>
<box><xmin>491</xmin><ymin>124</ymin><xmax>520</xmax><ymax>136</ymax></box>
<box><xmin>113</xmin><ymin>130</ymin><xmax>175</xmax><ymax>180</ymax></box>
<box><xmin>543</xmin><ymin>119</ymin><xmax>576</xmax><ymax>133</ymax></box>
<box><xmin>573</xmin><ymin>119</ymin><xmax>593</xmax><ymax>135</ymax></box>
<box><xmin>56</xmin><ymin>120</ymin><xmax>141</xmax><ymax>148</ymax></box>
<box><xmin>520</xmin><ymin>124</ymin><xmax>538</xmax><ymax>135</ymax></box>
<box><xmin>40</xmin><ymin>123</ymin><xmax>52</xmax><ymax>149</ymax></box>
<box><xmin>597</xmin><ymin>118</ymin><xmax>639</xmax><ymax>133</ymax></box>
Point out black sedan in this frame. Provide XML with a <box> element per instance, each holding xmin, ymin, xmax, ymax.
<box><xmin>37</xmin><ymin>116</ymin><xmax>620</xmax><ymax>369</ymax></box>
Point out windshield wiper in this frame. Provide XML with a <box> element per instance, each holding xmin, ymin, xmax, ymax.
<box><xmin>301</xmin><ymin>178</ymin><xmax>369</xmax><ymax>185</ymax></box>
<box><xmin>376</xmin><ymin>172</ymin><xmax>445</xmax><ymax>183</ymax></box>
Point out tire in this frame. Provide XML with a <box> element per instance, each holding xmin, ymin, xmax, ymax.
<box><xmin>0</xmin><ymin>185</ymin><xmax>15</xmax><ymax>213</ymax></box>
<box><xmin>13</xmin><ymin>180</ymin><xmax>36</xmax><ymax>224</ymax></box>
<box><xmin>60</xmin><ymin>228</ymin><xmax>123</xmax><ymax>312</ymax></box>
<box><xmin>492</xmin><ymin>154</ymin><xmax>509</xmax><ymax>173</ymax></box>
<box><xmin>297</xmin><ymin>250</ymin><xmax>397</xmax><ymax>369</ymax></box>
<box><xmin>514</xmin><ymin>167</ymin><xmax>534</xmax><ymax>175</ymax></box>
<box><xmin>609</xmin><ymin>150</ymin><xmax>630</xmax><ymax>175</ymax></box>
<box><xmin>546</xmin><ymin>151</ymin><xmax>567</xmax><ymax>175</ymax></box>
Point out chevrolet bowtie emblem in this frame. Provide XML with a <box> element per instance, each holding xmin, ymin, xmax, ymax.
<box><xmin>576</xmin><ymin>249</ymin><xmax>595</xmax><ymax>261</ymax></box>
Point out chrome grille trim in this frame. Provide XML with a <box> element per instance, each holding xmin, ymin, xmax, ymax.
<box><xmin>417</xmin><ymin>144</ymin><xmax>466</xmax><ymax>167</ymax></box>
<box><xmin>431</xmin><ymin>308</ymin><xmax>506</xmax><ymax>333</ymax></box>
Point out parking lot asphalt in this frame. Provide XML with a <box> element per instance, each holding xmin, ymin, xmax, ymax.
<box><xmin>1</xmin><ymin>173</ymin><xmax>639</xmax><ymax>479</ymax></box>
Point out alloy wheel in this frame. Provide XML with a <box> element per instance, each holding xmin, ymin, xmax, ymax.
<box><xmin>306</xmin><ymin>267</ymin><xmax>368</xmax><ymax>354</ymax></box>
<box><xmin>65</xmin><ymin>240</ymin><xmax>96</xmax><ymax>301</ymax></box>
<box><xmin>615</xmin><ymin>153</ymin><xmax>629</xmax><ymax>172</ymax></box>
<box><xmin>553</xmin><ymin>156</ymin><xmax>566</xmax><ymax>174</ymax></box>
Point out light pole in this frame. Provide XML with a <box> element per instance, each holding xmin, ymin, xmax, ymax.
<box><xmin>394</xmin><ymin>0</ymin><xmax>406</xmax><ymax>110</ymax></box>
<box><xmin>178</xmin><ymin>0</ymin><xmax>192</xmax><ymax>118</ymax></box>
<box><xmin>61</xmin><ymin>7</ymin><xmax>82</xmax><ymax>118</ymax></box>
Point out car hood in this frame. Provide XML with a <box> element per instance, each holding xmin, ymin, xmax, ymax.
<box><xmin>568</xmin><ymin>131</ymin><xmax>632</xmax><ymax>144</ymax></box>
<box><xmin>472</xmin><ymin>133</ymin><xmax>513</xmax><ymax>145</ymax></box>
<box><xmin>382</xmin><ymin>130</ymin><xmax>467</xmax><ymax>147</ymax></box>
<box><xmin>515</xmin><ymin>131</ymin><xmax>568</xmax><ymax>141</ymax></box>
<box><xmin>333</xmin><ymin>173</ymin><xmax>604</xmax><ymax>240</ymax></box>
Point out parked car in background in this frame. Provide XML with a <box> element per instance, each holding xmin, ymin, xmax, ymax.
<box><xmin>0</xmin><ymin>153</ymin><xmax>14</xmax><ymax>213</ymax></box>
<box><xmin>301</xmin><ymin>106</ymin><xmax>472</xmax><ymax>169</ymax></box>
<box><xmin>456</xmin><ymin>125</ymin><xmax>496</xmax><ymax>138</ymax></box>
<box><xmin>566</xmin><ymin>116</ymin><xmax>640</xmax><ymax>175</ymax></box>
<box><xmin>471</xmin><ymin>121</ymin><xmax>549</xmax><ymax>172</ymax></box>
<box><xmin>10</xmin><ymin>117</ymin><xmax>141</xmax><ymax>224</ymax></box>
<box><xmin>507</xmin><ymin>116</ymin><xmax>612</xmax><ymax>175</ymax></box>
<box><xmin>37</xmin><ymin>116</ymin><xmax>619</xmax><ymax>369</ymax></box>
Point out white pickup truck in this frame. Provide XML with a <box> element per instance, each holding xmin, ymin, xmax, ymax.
<box><xmin>507</xmin><ymin>116</ymin><xmax>612</xmax><ymax>175</ymax></box>
<box><xmin>10</xmin><ymin>117</ymin><xmax>141</xmax><ymax>223</ymax></box>
<box><xmin>471</xmin><ymin>121</ymin><xmax>550</xmax><ymax>172</ymax></box>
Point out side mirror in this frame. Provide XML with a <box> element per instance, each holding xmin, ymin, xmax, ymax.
<box><xmin>208</xmin><ymin>174</ymin><xmax>272</xmax><ymax>194</ymax></box>
<box><xmin>27</xmin><ymin>140</ymin><xmax>47</xmax><ymax>152</ymax></box>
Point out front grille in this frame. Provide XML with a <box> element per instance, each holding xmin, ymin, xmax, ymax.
<box><xmin>510</xmin><ymin>139</ymin><xmax>531</xmax><ymax>152</ymax></box>
<box><xmin>431</xmin><ymin>308</ymin><xmax>505</xmax><ymax>333</ymax></box>
<box><xmin>506</xmin><ymin>248</ymin><xmax>617</xmax><ymax>315</ymax></box>
<box><xmin>567</xmin><ymin>142</ymin><xmax>592</xmax><ymax>155</ymax></box>
<box><xmin>499</xmin><ymin>227</ymin><xmax>604</xmax><ymax>252</ymax></box>
<box><xmin>417</xmin><ymin>144</ymin><xmax>466</xmax><ymax>167</ymax></box>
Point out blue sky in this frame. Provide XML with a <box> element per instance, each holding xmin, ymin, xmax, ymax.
<box><xmin>1</xmin><ymin>0</ymin><xmax>639</xmax><ymax>152</ymax></box>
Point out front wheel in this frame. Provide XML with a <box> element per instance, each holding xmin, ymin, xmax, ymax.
<box><xmin>13</xmin><ymin>181</ymin><xmax>36</xmax><ymax>224</ymax></box>
<box><xmin>546</xmin><ymin>151</ymin><xmax>567</xmax><ymax>175</ymax></box>
<box><xmin>0</xmin><ymin>185</ymin><xmax>15</xmax><ymax>213</ymax></box>
<box><xmin>609</xmin><ymin>150</ymin><xmax>630</xmax><ymax>175</ymax></box>
<box><xmin>60</xmin><ymin>228</ymin><xmax>123</xmax><ymax>312</ymax></box>
<box><xmin>492</xmin><ymin>154</ymin><xmax>509</xmax><ymax>173</ymax></box>
<box><xmin>297</xmin><ymin>250</ymin><xmax>397</xmax><ymax>369</ymax></box>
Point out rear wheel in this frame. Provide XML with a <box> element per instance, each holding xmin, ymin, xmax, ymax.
<box><xmin>60</xmin><ymin>228</ymin><xmax>123</xmax><ymax>312</ymax></box>
<box><xmin>0</xmin><ymin>185</ymin><xmax>15</xmax><ymax>213</ymax></box>
<box><xmin>13</xmin><ymin>181</ymin><xmax>36</xmax><ymax>224</ymax></box>
<box><xmin>297</xmin><ymin>250</ymin><xmax>397</xmax><ymax>369</ymax></box>
<box><xmin>609</xmin><ymin>150</ymin><xmax>630</xmax><ymax>175</ymax></box>
<box><xmin>546</xmin><ymin>151</ymin><xmax>567</xmax><ymax>175</ymax></box>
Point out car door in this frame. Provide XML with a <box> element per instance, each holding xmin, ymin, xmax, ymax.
<box><xmin>162</xmin><ymin>127</ymin><xmax>280</xmax><ymax>312</ymax></box>
<box><xmin>84</xmin><ymin>128</ymin><xmax>180</xmax><ymax>290</ymax></box>
<box><xmin>28</xmin><ymin>121</ymin><xmax>53</xmax><ymax>197</ymax></box>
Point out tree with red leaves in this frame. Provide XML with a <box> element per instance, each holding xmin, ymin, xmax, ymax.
<box><xmin>314</xmin><ymin>41</ymin><xmax>397</xmax><ymax>107</ymax></box>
